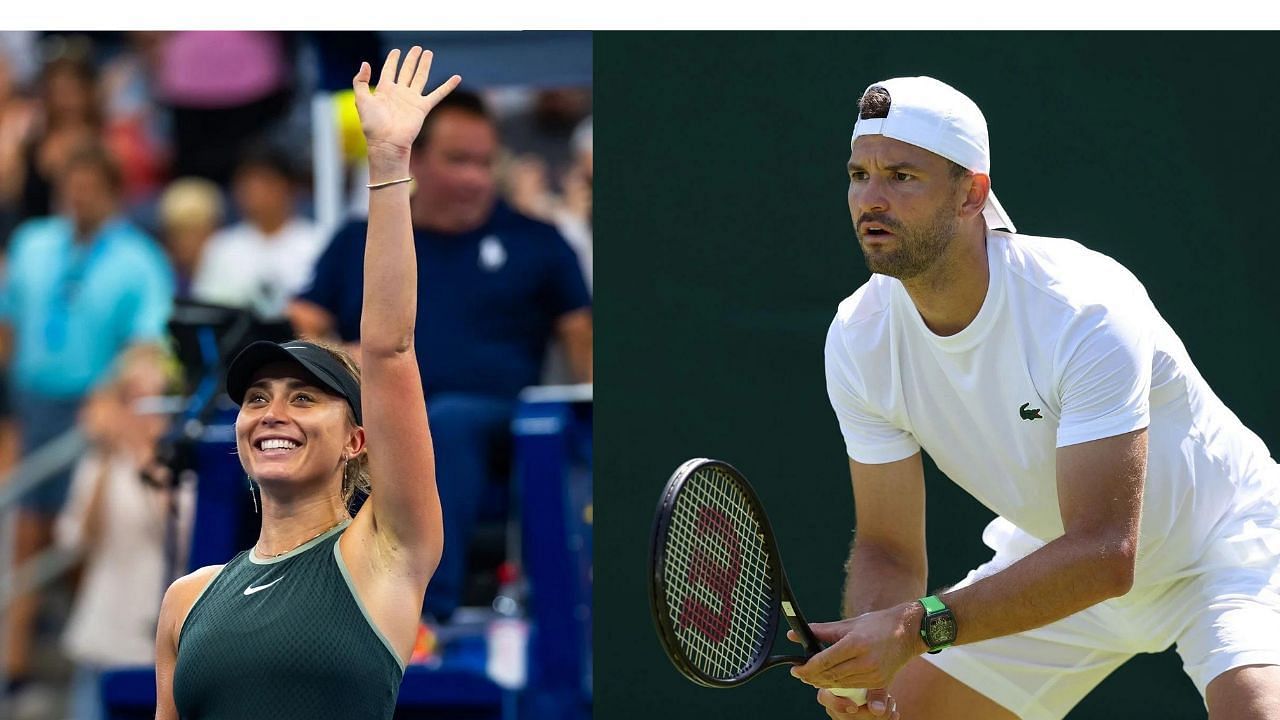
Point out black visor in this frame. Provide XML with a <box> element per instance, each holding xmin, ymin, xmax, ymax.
<box><xmin>225</xmin><ymin>341</ymin><xmax>363</xmax><ymax>425</ymax></box>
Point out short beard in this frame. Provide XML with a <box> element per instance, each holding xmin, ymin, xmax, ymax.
<box><xmin>858</xmin><ymin>202</ymin><xmax>959</xmax><ymax>281</ymax></box>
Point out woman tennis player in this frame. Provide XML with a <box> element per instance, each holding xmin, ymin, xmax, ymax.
<box><xmin>153</xmin><ymin>47</ymin><xmax>461</xmax><ymax>718</ymax></box>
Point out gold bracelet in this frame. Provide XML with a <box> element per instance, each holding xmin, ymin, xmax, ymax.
<box><xmin>366</xmin><ymin>176</ymin><xmax>414</xmax><ymax>189</ymax></box>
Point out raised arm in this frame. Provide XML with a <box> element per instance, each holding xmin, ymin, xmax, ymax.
<box><xmin>351</xmin><ymin>47</ymin><xmax>460</xmax><ymax>571</ymax></box>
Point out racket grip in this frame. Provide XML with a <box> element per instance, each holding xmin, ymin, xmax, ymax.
<box><xmin>830</xmin><ymin>687</ymin><xmax>868</xmax><ymax>705</ymax></box>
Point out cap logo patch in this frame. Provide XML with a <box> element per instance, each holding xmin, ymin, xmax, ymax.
<box><xmin>859</xmin><ymin>86</ymin><xmax>892</xmax><ymax>120</ymax></box>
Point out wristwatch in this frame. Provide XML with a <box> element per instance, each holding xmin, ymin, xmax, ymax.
<box><xmin>918</xmin><ymin>595</ymin><xmax>956</xmax><ymax>654</ymax></box>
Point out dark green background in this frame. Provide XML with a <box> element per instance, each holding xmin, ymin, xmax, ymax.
<box><xmin>596</xmin><ymin>32</ymin><xmax>1279</xmax><ymax>718</ymax></box>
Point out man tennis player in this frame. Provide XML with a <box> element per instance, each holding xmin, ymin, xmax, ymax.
<box><xmin>792</xmin><ymin>76</ymin><xmax>1280</xmax><ymax>719</ymax></box>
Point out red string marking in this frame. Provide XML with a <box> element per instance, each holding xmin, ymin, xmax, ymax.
<box><xmin>678</xmin><ymin>504</ymin><xmax>743</xmax><ymax>643</ymax></box>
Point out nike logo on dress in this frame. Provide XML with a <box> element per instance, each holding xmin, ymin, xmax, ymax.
<box><xmin>244</xmin><ymin>577</ymin><xmax>284</xmax><ymax>596</ymax></box>
<box><xmin>1019</xmin><ymin>403</ymin><xmax>1043</xmax><ymax>420</ymax></box>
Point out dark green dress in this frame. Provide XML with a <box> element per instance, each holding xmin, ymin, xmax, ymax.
<box><xmin>173</xmin><ymin>519</ymin><xmax>405</xmax><ymax>718</ymax></box>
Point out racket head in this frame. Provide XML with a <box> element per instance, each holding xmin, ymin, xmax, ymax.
<box><xmin>648</xmin><ymin>458</ymin><xmax>786</xmax><ymax>688</ymax></box>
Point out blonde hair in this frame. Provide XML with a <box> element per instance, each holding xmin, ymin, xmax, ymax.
<box><xmin>308</xmin><ymin>341</ymin><xmax>371</xmax><ymax>511</ymax></box>
<box><xmin>158</xmin><ymin>177</ymin><xmax>225</xmax><ymax>231</ymax></box>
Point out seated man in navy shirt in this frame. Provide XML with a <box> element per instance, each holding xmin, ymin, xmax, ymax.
<box><xmin>289</xmin><ymin>90</ymin><xmax>592</xmax><ymax>623</ymax></box>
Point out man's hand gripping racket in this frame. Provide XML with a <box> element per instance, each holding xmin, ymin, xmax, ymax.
<box><xmin>648</xmin><ymin>458</ymin><xmax>869</xmax><ymax>706</ymax></box>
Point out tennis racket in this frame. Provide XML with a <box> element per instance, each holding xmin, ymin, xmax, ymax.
<box><xmin>649</xmin><ymin>457</ymin><xmax>867</xmax><ymax>705</ymax></box>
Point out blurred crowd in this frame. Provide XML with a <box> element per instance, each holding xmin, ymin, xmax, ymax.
<box><xmin>0</xmin><ymin>31</ymin><xmax>592</xmax><ymax>719</ymax></box>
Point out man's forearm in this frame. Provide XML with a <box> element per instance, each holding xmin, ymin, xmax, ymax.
<box><xmin>286</xmin><ymin>300</ymin><xmax>338</xmax><ymax>344</ymax></box>
<box><xmin>569</xmin><ymin>338</ymin><xmax>592</xmax><ymax>383</ymax></box>
<box><xmin>930</xmin><ymin>531</ymin><xmax>1134</xmax><ymax>647</ymax></box>
<box><xmin>557</xmin><ymin>309</ymin><xmax>593</xmax><ymax>384</ymax></box>
<box><xmin>844</xmin><ymin>538</ymin><xmax>927</xmax><ymax>619</ymax></box>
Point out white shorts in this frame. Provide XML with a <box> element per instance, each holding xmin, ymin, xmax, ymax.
<box><xmin>922</xmin><ymin>527</ymin><xmax>1280</xmax><ymax>720</ymax></box>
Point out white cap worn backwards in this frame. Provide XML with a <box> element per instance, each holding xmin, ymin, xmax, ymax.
<box><xmin>851</xmin><ymin>76</ymin><xmax>1016</xmax><ymax>234</ymax></box>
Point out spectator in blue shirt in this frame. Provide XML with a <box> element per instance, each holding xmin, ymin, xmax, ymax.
<box><xmin>0</xmin><ymin>144</ymin><xmax>174</xmax><ymax>690</ymax></box>
<box><xmin>289</xmin><ymin>90</ymin><xmax>591</xmax><ymax>623</ymax></box>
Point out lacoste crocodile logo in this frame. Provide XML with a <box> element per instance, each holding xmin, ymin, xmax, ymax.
<box><xmin>1019</xmin><ymin>403</ymin><xmax>1043</xmax><ymax>421</ymax></box>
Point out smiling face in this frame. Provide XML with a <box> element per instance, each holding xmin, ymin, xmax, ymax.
<box><xmin>846</xmin><ymin>135</ymin><xmax>974</xmax><ymax>280</ymax></box>
<box><xmin>235</xmin><ymin>361</ymin><xmax>363</xmax><ymax>492</ymax></box>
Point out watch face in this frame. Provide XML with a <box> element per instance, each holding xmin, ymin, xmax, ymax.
<box><xmin>926</xmin><ymin>613</ymin><xmax>956</xmax><ymax>645</ymax></box>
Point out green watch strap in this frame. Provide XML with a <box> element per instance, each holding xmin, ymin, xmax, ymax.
<box><xmin>918</xmin><ymin>595</ymin><xmax>954</xmax><ymax>654</ymax></box>
<box><xmin>919</xmin><ymin>595</ymin><xmax>946</xmax><ymax>613</ymax></box>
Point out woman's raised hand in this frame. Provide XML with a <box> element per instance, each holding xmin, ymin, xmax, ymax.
<box><xmin>352</xmin><ymin>46</ymin><xmax>461</xmax><ymax>159</ymax></box>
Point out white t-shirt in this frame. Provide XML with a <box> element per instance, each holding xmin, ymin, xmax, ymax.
<box><xmin>825</xmin><ymin>231</ymin><xmax>1280</xmax><ymax>588</ymax></box>
<box><xmin>56</xmin><ymin>450</ymin><xmax>194</xmax><ymax>666</ymax></box>
<box><xmin>191</xmin><ymin>217</ymin><xmax>324</xmax><ymax>319</ymax></box>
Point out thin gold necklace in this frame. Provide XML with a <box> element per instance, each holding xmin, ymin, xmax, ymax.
<box><xmin>256</xmin><ymin>518</ymin><xmax>347</xmax><ymax>558</ymax></box>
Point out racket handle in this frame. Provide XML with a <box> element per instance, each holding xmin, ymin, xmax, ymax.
<box><xmin>830</xmin><ymin>687</ymin><xmax>868</xmax><ymax>705</ymax></box>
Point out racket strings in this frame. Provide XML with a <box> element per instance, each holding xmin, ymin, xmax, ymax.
<box><xmin>663</xmin><ymin>465</ymin><xmax>774</xmax><ymax>680</ymax></box>
<box><xmin>668</xmin><ymin>488</ymin><xmax>757</xmax><ymax>677</ymax></box>
<box><xmin>676</xmin><ymin>468</ymin><xmax>773</xmax><ymax>673</ymax></box>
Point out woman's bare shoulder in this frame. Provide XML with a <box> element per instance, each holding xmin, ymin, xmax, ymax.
<box><xmin>160</xmin><ymin>564</ymin><xmax>227</xmax><ymax>644</ymax></box>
